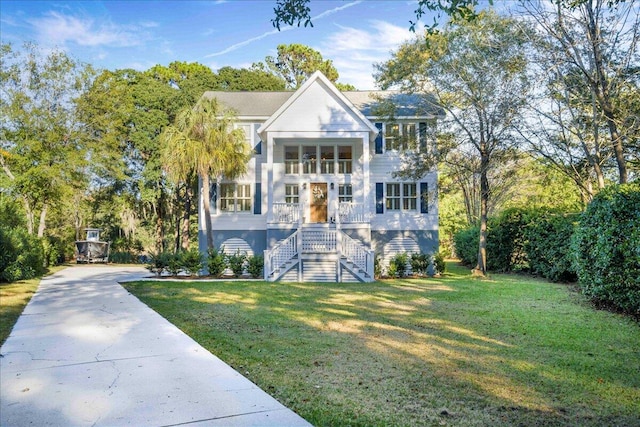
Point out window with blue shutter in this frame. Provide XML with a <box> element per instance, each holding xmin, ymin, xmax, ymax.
<box><xmin>375</xmin><ymin>123</ymin><xmax>383</xmax><ymax>154</ymax></box>
<box><xmin>210</xmin><ymin>182</ymin><xmax>217</xmax><ymax>214</ymax></box>
<box><xmin>419</xmin><ymin>122</ymin><xmax>427</xmax><ymax>151</ymax></box>
<box><xmin>254</xmin><ymin>183</ymin><xmax>262</xmax><ymax>214</ymax></box>
<box><xmin>420</xmin><ymin>182</ymin><xmax>429</xmax><ymax>213</ymax></box>
<box><xmin>376</xmin><ymin>183</ymin><xmax>384</xmax><ymax>214</ymax></box>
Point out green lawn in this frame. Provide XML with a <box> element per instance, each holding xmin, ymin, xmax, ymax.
<box><xmin>2</xmin><ymin>263</ymin><xmax>638</xmax><ymax>425</ymax></box>
<box><xmin>114</xmin><ymin>265</ymin><xmax>639</xmax><ymax>425</ymax></box>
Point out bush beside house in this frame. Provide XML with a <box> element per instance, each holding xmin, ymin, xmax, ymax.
<box><xmin>453</xmin><ymin>184</ymin><xmax>640</xmax><ymax>315</ymax></box>
<box><xmin>573</xmin><ymin>183</ymin><xmax>640</xmax><ymax>315</ymax></box>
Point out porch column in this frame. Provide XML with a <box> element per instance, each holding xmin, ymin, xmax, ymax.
<box><xmin>266</xmin><ymin>134</ymin><xmax>274</xmax><ymax>223</ymax></box>
<box><xmin>362</xmin><ymin>133</ymin><xmax>371</xmax><ymax>222</ymax></box>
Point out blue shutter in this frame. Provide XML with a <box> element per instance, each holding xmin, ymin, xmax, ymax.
<box><xmin>210</xmin><ymin>182</ymin><xmax>217</xmax><ymax>215</ymax></box>
<box><xmin>375</xmin><ymin>122</ymin><xmax>383</xmax><ymax>154</ymax></box>
<box><xmin>254</xmin><ymin>183</ymin><xmax>262</xmax><ymax>214</ymax></box>
<box><xmin>419</xmin><ymin>122</ymin><xmax>427</xmax><ymax>151</ymax></box>
<box><xmin>420</xmin><ymin>182</ymin><xmax>429</xmax><ymax>213</ymax></box>
<box><xmin>376</xmin><ymin>183</ymin><xmax>384</xmax><ymax>214</ymax></box>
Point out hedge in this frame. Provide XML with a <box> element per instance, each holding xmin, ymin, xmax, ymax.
<box><xmin>572</xmin><ymin>183</ymin><xmax>640</xmax><ymax>314</ymax></box>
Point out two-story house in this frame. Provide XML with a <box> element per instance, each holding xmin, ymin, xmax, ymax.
<box><xmin>198</xmin><ymin>71</ymin><xmax>441</xmax><ymax>282</ymax></box>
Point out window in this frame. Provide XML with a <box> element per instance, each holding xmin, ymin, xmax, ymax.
<box><xmin>386</xmin><ymin>183</ymin><xmax>401</xmax><ymax>210</ymax></box>
<box><xmin>220</xmin><ymin>183</ymin><xmax>251</xmax><ymax>213</ymax></box>
<box><xmin>386</xmin><ymin>183</ymin><xmax>417</xmax><ymax>211</ymax></box>
<box><xmin>403</xmin><ymin>183</ymin><xmax>417</xmax><ymax>210</ymax></box>
<box><xmin>285</xmin><ymin>146</ymin><xmax>299</xmax><ymax>174</ymax></box>
<box><xmin>338</xmin><ymin>184</ymin><xmax>352</xmax><ymax>202</ymax></box>
<box><xmin>285</xmin><ymin>184</ymin><xmax>299</xmax><ymax>204</ymax></box>
<box><xmin>385</xmin><ymin>124</ymin><xmax>400</xmax><ymax>151</ymax></box>
<box><xmin>385</xmin><ymin>123</ymin><xmax>418</xmax><ymax>151</ymax></box>
<box><xmin>402</xmin><ymin>124</ymin><xmax>417</xmax><ymax>150</ymax></box>
<box><xmin>320</xmin><ymin>146</ymin><xmax>334</xmax><ymax>174</ymax></box>
<box><xmin>302</xmin><ymin>146</ymin><xmax>317</xmax><ymax>174</ymax></box>
<box><xmin>338</xmin><ymin>146</ymin><xmax>352</xmax><ymax>174</ymax></box>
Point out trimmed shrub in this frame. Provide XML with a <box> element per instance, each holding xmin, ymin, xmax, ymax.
<box><xmin>180</xmin><ymin>248</ymin><xmax>204</xmax><ymax>276</ymax></box>
<box><xmin>389</xmin><ymin>252</ymin><xmax>409</xmax><ymax>278</ymax></box>
<box><xmin>410</xmin><ymin>253</ymin><xmax>430</xmax><ymax>276</ymax></box>
<box><xmin>524</xmin><ymin>210</ymin><xmax>578</xmax><ymax>282</ymax></box>
<box><xmin>489</xmin><ymin>208</ymin><xmax>528</xmax><ymax>272</ymax></box>
<box><xmin>246</xmin><ymin>254</ymin><xmax>264</xmax><ymax>279</ymax></box>
<box><xmin>207</xmin><ymin>247</ymin><xmax>226</xmax><ymax>278</ymax></box>
<box><xmin>0</xmin><ymin>227</ymin><xmax>45</xmax><ymax>282</ymax></box>
<box><xmin>433</xmin><ymin>252</ymin><xmax>446</xmax><ymax>275</ymax></box>
<box><xmin>165</xmin><ymin>252</ymin><xmax>182</xmax><ymax>276</ymax></box>
<box><xmin>227</xmin><ymin>251</ymin><xmax>247</xmax><ymax>278</ymax></box>
<box><xmin>146</xmin><ymin>251</ymin><xmax>171</xmax><ymax>276</ymax></box>
<box><xmin>573</xmin><ymin>183</ymin><xmax>640</xmax><ymax>314</ymax></box>
<box><xmin>374</xmin><ymin>254</ymin><xmax>382</xmax><ymax>279</ymax></box>
<box><xmin>453</xmin><ymin>226</ymin><xmax>479</xmax><ymax>267</ymax></box>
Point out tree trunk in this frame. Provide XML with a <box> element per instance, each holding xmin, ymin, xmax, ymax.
<box><xmin>37</xmin><ymin>203</ymin><xmax>47</xmax><ymax>238</ymax></box>
<box><xmin>155</xmin><ymin>190</ymin><xmax>165</xmax><ymax>253</ymax></box>
<box><xmin>585</xmin><ymin>1</ymin><xmax>628</xmax><ymax>183</ymax></box>
<box><xmin>181</xmin><ymin>183</ymin><xmax>193</xmax><ymax>251</ymax></box>
<box><xmin>201</xmin><ymin>174</ymin><xmax>214</xmax><ymax>251</ymax></box>
<box><xmin>476</xmin><ymin>152</ymin><xmax>490</xmax><ymax>275</ymax></box>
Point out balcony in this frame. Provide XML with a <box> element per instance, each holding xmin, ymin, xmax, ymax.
<box><xmin>270</xmin><ymin>202</ymin><xmax>368</xmax><ymax>225</ymax></box>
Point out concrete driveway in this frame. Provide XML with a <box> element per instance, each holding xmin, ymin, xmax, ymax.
<box><xmin>0</xmin><ymin>265</ymin><xmax>311</xmax><ymax>426</ymax></box>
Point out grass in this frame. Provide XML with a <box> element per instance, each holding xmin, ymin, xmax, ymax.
<box><xmin>27</xmin><ymin>261</ymin><xmax>640</xmax><ymax>426</ymax></box>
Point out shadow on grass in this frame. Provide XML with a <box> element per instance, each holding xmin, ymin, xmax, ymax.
<box><xmin>124</xmin><ymin>264</ymin><xmax>640</xmax><ymax>427</ymax></box>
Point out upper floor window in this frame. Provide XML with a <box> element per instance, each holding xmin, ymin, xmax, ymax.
<box><xmin>287</xmin><ymin>145</ymin><xmax>353</xmax><ymax>175</ymax></box>
<box><xmin>285</xmin><ymin>146</ymin><xmax>299</xmax><ymax>174</ymax></box>
<box><xmin>338</xmin><ymin>146</ymin><xmax>352</xmax><ymax>174</ymax></box>
<box><xmin>220</xmin><ymin>183</ymin><xmax>251</xmax><ymax>213</ymax></box>
<box><xmin>383</xmin><ymin>123</ymin><xmax>420</xmax><ymax>152</ymax></box>
<box><xmin>302</xmin><ymin>146</ymin><xmax>317</xmax><ymax>174</ymax></box>
<box><xmin>320</xmin><ymin>146</ymin><xmax>335</xmax><ymax>174</ymax></box>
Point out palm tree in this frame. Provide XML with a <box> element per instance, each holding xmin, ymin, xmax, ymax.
<box><xmin>160</xmin><ymin>97</ymin><xmax>251</xmax><ymax>250</ymax></box>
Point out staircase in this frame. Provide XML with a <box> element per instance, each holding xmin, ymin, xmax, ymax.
<box><xmin>264</xmin><ymin>225</ymin><xmax>374</xmax><ymax>282</ymax></box>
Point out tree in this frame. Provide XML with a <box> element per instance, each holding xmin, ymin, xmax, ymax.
<box><xmin>520</xmin><ymin>0</ymin><xmax>639</xmax><ymax>184</ymax></box>
<box><xmin>160</xmin><ymin>97</ymin><xmax>251</xmax><ymax>251</ymax></box>
<box><xmin>375</xmin><ymin>11</ymin><xmax>532</xmax><ymax>275</ymax></box>
<box><xmin>260</xmin><ymin>44</ymin><xmax>341</xmax><ymax>89</ymax></box>
<box><xmin>0</xmin><ymin>43</ymin><xmax>95</xmax><ymax>238</ymax></box>
<box><xmin>271</xmin><ymin>0</ymin><xmax>489</xmax><ymax>32</ymax></box>
<box><xmin>217</xmin><ymin>66</ymin><xmax>286</xmax><ymax>91</ymax></box>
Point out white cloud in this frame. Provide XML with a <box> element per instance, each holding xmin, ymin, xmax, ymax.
<box><xmin>319</xmin><ymin>20</ymin><xmax>416</xmax><ymax>89</ymax></box>
<box><xmin>28</xmin><ymin>11</ymin><xmax>145</xmax><ymax>47</ymax></box>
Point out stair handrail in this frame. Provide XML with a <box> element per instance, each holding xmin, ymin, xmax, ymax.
<box><xmin>341</xmin><ymin>232</ymin><xmax>373</xmax><ymax>277</ymax></box>
<box><xmin>264</xmin><ymin>230</ymin><xmax>299</xmax><ymax>279</ymax></box>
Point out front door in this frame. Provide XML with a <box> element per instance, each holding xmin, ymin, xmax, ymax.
<box><xmin>310</xmin><ymin>183</ymin><xmax>328</xmax><ymax>223</ymax></box>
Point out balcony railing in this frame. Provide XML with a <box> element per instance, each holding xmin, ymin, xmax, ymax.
<box><xmin>337</xmin><ymin>202</ymin><xmax>367</xmax><ymax>224</ymax></box>
<box><xmin>271</xmin><ymin>202</ymin><xmax>367</xmax><ymax>224</ymax></box>
<box><xmin>272</xmin><ymin>202</ymin><xmax>300</xmax><ymax>223</ymax></box>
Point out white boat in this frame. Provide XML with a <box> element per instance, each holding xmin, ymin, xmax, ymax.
<box><xmin>75</xmin><ymin>228</ymin><xmax>110</xmax><ymax>263</ymax></box>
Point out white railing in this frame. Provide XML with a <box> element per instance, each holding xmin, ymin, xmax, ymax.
<box><xmin>302</xmin><ymin>230</ymin><xmax>337</xmax><ymax>253</ymax></box>
<box><xmin>272</xmin><ymin>203</ymin><xmax>300</xmax><ymax>223</ymax></box>
<box><xmin>264</xmin><ymin>230</ymin><xmax>299</xmax><ymax>279</ymax></box>
<box><xmin>342</xmin><ymin>232</ymin><xmax>374</xmax><ymax>277</ymax></box>
<box><xmin>338</xmin><ymin>202</ymin><xmax>367</xmax><ymax>223</ymax></box>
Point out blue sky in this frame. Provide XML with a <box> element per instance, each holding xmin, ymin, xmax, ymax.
<box><xmin>0</xmin><ymin>1</ymin><xmax>439</xmax><ymax>89</ymax></box>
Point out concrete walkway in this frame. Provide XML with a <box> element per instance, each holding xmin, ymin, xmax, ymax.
<box><xmin>0</xmin><ymin>266</ymin><xmax>312</xmax><ymax>427</ymax></box>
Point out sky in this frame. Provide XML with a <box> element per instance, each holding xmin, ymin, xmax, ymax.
<box><xmin>0</xmin><ymin>0</ymin><xmax>440</xmax><ymax>89</ymax></box>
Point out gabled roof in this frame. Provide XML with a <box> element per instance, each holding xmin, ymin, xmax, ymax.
<box><xmin>257</xmin><ymin>71</ymin><xmax>378</xmax><ymax>139</ymax></box>
<box><xmin>201</xmin><ymin>76</ymin><xmax>442</xmax><ymax>119</ymax></box>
